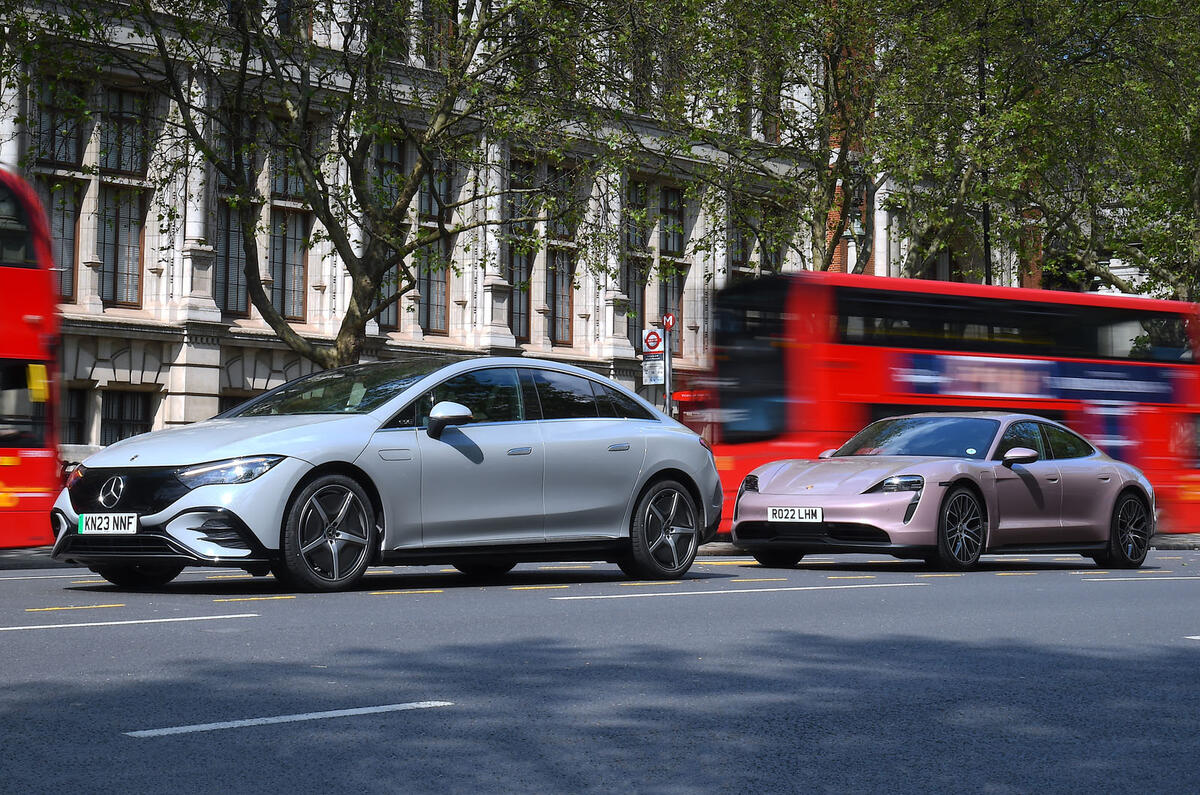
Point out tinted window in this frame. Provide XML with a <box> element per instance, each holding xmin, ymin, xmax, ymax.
<box><xmin>400</xmin><ymin>368</ymin><xmax>523</xmax><ymax>427</ymax></box>
<box><xmin>837</xmin><ymin>287</ymin><xmax>1194</xmax><ymax>363</ymax></box>
<box><xmin>532</xmin><ymin>370</ymin><xmax>598</xmax><ymax>419</ymax></box>
<box><xmin>0</xmin><ymin>361</ymin><xmax>48</xmax><ymax>448</ymax></box>
<box><xmin>232</xmin><ymin>357</ymin><xmax>465</xmax><ymax>416</ymax></box>
<box><xmin>994</xmin><ymin>421</ymin><xmax>1047</xmax><ymax>459</ymax></box>
<box><xmin>835</xmin><ymin>416</ymin><xmax>999</xmax><ymax>459</ymax></box>
<box><xmin>590</xmin><ymin>380</ymin><xmax>656</xmax><ymax>420</ymax></box>
<box><xmin>0</xmin><ymin>183</ymin><xmax>36</xmax><ymax>268</ymax></box>
<box><xmin>1041</xmin><ymin>423</ymin><xmax>1094</xmax><ymax>459</ymax></box>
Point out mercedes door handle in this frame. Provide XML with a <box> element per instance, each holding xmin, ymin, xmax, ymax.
<box><xmin>608</xmin><ymin>443</ymin><xmax>631</xmax><ymax>452</ymax></box>
<box><xmin>1046</xmin><ymin>477</ymin><xmax>1060</xmax><ymax>483</ymax></box>
<box><xmin>507</xmin><ymin>447</ymin><xmax>533</xmax><ymax>456</ymax></box>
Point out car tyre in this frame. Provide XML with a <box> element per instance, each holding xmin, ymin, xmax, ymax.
<box><xmin>94</xmin><ymin>563</ymin><xmax>184</xmax><ymax>588</ymax></box>
<box><xmin>1106</xmin><ymin>492</ymin><xmax>1151</xmax><ymax>569</ymax></box>
<box><xmin>620</xmin><ymin>479</ymin><xmax>700</xmax><ymax>580</ymax></box>
<box><xmin>934</xmin><ymin>487</ymin><xmax>985</xmax><ymax>571</ymax></box>
<box><xmin>453</xmin><ymin>560</ymin><xmax>516</xmax><ymax>579</ymax></box>
<box><xmin>280</xmin><ymin>474</ymin><xmax>377</xmax><ymax>592</ymax></box>
<box><xmin>752</xmin><ymin>551</ymin><xmax>803</xmax><ymax>568</ymax></box>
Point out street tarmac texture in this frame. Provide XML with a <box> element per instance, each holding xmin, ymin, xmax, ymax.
<box><xmin>2</xmin><ymin>550</ymin><xmax>1199</xmax><ymax>793</ymax></box>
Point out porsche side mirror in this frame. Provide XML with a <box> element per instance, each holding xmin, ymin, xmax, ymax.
<box><xmin>1002</xmin><ymin>447</ymin><xmax>1040</xmax><ymax>467</ymax></box>
<box><xmin>427</xmin><ymin>401</ymin><xmax>473</xmax><ymax>439</ymax></box>
<box><xmin>818</xmin><ymin>449</ymin><xmax>837</xmax><ymax>459</ymax></box>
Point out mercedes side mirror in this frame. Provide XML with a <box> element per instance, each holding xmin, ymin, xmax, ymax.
<box><xmin>1002</xmin><ymin>447</ymin><xmax>1040</xmax><ymax>467</ymax></box>
<box><xmin>427</xmin><ymin>401</ymin><xmax>473</xmax><ymax>439</ymax></box>
<box><xmin>818</xmin><ymin>449</ymin><xmax>837</xmax><ymax>459</ymax></box>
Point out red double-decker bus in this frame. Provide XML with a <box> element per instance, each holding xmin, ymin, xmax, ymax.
<box><xmin>698</xmin><ymin>272</ymin><xmax>1200</xmax><ymax>535</ymax></box>
<box><xmin>0</xmin><ymin>168</ymin><xmax>60</xmax><ymax>548</ymax></box>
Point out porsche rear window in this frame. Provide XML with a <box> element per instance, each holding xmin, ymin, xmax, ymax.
<box><xmin>835</xmin><ymin>416</ymin><xmax>1000</xmax><ymax>459</ymax></box>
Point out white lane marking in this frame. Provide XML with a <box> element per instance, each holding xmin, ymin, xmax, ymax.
<box><xmin>0</xmin><ymin>613</ymin><xmax>259</xmax><ymax>633</ymax></box>
<box><xmin>1187</xmin><ymin>636</ymin><xmax>1200</xmax><ymax>641</ymax></box>
<box><xmin>1082</xmin><ymin>576</ymin><xmax>1200</xmax><ymax>583</ymax></box>
<box><xmin>553</xmin><ymin>583</ymin><xmax>927</xmax><ymax>600</ymax></box>
<box><xmin>125</xmin><ymin>701</ymin><xmax>454</xmax><ymax>738</ymax></box>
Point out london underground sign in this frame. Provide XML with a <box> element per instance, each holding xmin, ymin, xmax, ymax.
<box><xmin>663</xmin><ymin>313</ymin><xmax>676</xmax><ymax>331</ymax></box>
<box><xmin>643</xmin><ymin>329</ymin><xmax>663</xmax><ymax>353</ymax></box>
<box><xmin>642</xmin><ymin>329</ymin><xmax>665</xmax><ymax>385</ymax></box>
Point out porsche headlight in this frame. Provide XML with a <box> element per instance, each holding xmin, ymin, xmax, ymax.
<box><xmin>878</xmin><ymin>475</ymin><xmax>924</xmax><ymax>493</ymax></box>
<box><xmin>177</xmin><ymin>456</ymin><xmax>284</xmax><ymax>489</ymax></box>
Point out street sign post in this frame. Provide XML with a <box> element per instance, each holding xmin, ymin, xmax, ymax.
<box><xmin>662</xmin><ymin>315</ymin><xmax>674</xmax><ymax>416</ymax></box>
<box><xmin>642</xmin><ymin>329</ymin><xmax>665</xmax><ymax>386</ymax></box>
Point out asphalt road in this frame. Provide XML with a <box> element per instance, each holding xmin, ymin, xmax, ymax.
<box><xmin>2</xmin><ymin>552</ymin><xmax>1199</xmax><ymax>794</ymax></box>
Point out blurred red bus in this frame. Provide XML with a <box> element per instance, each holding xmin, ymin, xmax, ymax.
<box><xmin>696</xmin><ymin>272</ymin><xmax>1200</xmax><ymax>535</ymax></box>
<box><xmin>0</xmin><ymin>168</ymin><xmax>60</xmax><ymax>548</ymax></box>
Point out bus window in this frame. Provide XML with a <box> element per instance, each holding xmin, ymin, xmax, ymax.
<box><xmin>0</xmin><ymin>360</ymin><xmax>48</xmax><ymax>448</ymax></box>
<box><xmin>0</xmin><ymin>183</ymin><xmax>35</xmax><ymax>268</ymax></box>
<box><xmin>713</xmin><ymin>276</ymin><xmax>790</xmax><ymax>443</ymax></box>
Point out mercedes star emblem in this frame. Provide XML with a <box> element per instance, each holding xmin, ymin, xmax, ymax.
<box><xmin>98</xmin><ymin>476</ymin><xmax>126</xmax><ymax>509</ymax></box>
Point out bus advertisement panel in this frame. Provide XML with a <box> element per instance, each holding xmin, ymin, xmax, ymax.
<box><xmin>0</xmin><ymin>168</ymin><xmax>60</xmax><ymax>548</ymax></box>
<box><xmin>704</xmin><ymin>272</ymin><xmax>1200</xmax><ymax>535</ymax></box>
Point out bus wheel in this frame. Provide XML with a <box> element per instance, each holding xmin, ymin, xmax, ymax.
<box><xmin>752</xmin><ymin>551</ymin><xmax>803</xmax><ymax>568</ymax></box>
<box><xmin>94</xmin><ymin>563</ymin><xmax>184</xmax><ymax>588</ymax></box>
<box><xmin>934</xmin><ymin>487</ymin><xmax>984</xmax><ymax>570</ymax></box>
<box><xmin>1107</xmin><ymin>493</ymin><xmax>1151</xmax><ymax>569</ymax></box>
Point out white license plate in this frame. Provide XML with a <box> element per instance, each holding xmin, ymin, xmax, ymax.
<box><xmin>78</xmin><ymin>513</ymin><xmax>139</xmax><ymax>535</ymax></box>
<box><xmin>768</xmin><ymin>506</ymin><xmax>823</xmax><ymax>523</ymax></box>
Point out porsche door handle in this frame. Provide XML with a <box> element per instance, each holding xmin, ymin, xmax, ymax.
<box><xmin>507</xmin><ymin>447</ymin><xmax>533</xmax><ymax>456</ymax></box>
<box><xmin>608</xmin><ymin>443</ymin><xmax>631</xmax><ymax>452</ymax></box>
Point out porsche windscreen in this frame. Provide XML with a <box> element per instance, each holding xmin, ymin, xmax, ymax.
<box><xmin>834</xmin><ymin>416</ymin><xmax>1000</xmax><ymax>459</ymax></box>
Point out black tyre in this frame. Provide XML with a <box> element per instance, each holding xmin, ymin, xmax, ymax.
<box><xmin>94</xmin><ymin>563</ymin><xmax>184</xmax><ymax>588</ymax></box>
<box><xmin>934</xmin><ymin>487</ymin><xmax>985</xmax><ymax>571</ymax></box>
<box><xmin>752</xmin><ymin>551</ymin><xmax>804</xmax><ymax>568</ymax></box>
<box><xmin>453</xmin><ymin>560</ymin><xmax>516</xmax><ymax>579</ymax></box>
<box><xmin>280</xmin><ymin>474</ymin><xmax>377</xmax><ymax>592</ymax></box>
<box><xmin>620</xmin><ymin>479</ymin><xmax>700</xmax><ymax>579</ymax></box>
<box><xmin>1106</xmin><ymin>492</ymin><xmax>1151</xmax><ymax>569</ymax></box>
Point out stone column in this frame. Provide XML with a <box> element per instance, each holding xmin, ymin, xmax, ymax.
<box><xmin>0</xmin><ymin>75</ymin><xmax>23</xmax><ymax>168</ymax></box>
<box><xmin>476</xmin><ymin>140</ymin><xmax>517</xmax><ymax>351</ymax></box>
<box><xmin>162</xmin><ymin>323</ymin><xmax>224</xmax><ymax>427</ymax></box>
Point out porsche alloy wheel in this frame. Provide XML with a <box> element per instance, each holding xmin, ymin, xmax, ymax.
<box><xmin>935</xmin><ymin>487</ymin><xmax>985</xmax><ymax>570</ymax></box>
<box><xmin>1109</xmin><ymin>493</ymin><xmax>1151</xmax><ymax>569</ymax></box>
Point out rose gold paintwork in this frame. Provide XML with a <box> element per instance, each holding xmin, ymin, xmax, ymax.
<box><xmin>731</xmin><ymin>412</ymin><xmax>1155</xmax><ymax>557</ymax></box>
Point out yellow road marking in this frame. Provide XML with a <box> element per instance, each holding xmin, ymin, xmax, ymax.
<box><xmin>996</xmin><ymin>572</ymin><xmax>1037</xmax><ymax>576</ymax></box>
<box><xmin>828</xmin><ymin>575</ymin><xmax>875</xmax><ymax>580</ymax></box>
<box><xmin>509</xmin><ymin>585</ymin><xmax>571</xmax><ymax>591</ymax></box>
<box><xmin>206</xmin><ymin>574</ymin><xmax>256</xmax><ymax>580</ymax></box>
<box><xmin>1053</xmin><ymin>557</ymin><xmax>1080</xmax><ymax>561</ymax></box>
<box><xmin>1158</xmin><ymin>556</ymin><xmax>1182</xmax><ymax>560</ymax></box>
<box><xmin>440</xmin><ymin>569</ymin><xmax>457</xmax><ymax>573</ymax></box>
<box><xmin>620</xmin><ymin>581</ymin><xmax>683</xmax><ymax>586</ymax></box>
<box><xmin>537</xmin><ymin>565</ymin><xmax>594</xmax><ymax>570</ymax></box>
<box><xmin>915</xmin><ymin>573</ymin><xmax>963</xmax><ymax>578</ymax></box>
<box><xmin>26</xmin><ymin>604</ymin><xmax>125</xmax><ymax>612</ymax></box>
<box><xmin>1139</xmin><ymin>570</ymin><xmax>1174</xmax><ymax>574</ymax></box>
<box><xmin>212</xmin><ymin>596</ymin><xmax>297</xmax><ymax>603</ymax></box>
<box><xmin>696</xmin><ymin>561</ymin><xmax>758</xmax><ymax>566</ymax></box>
<box><xmin>71</xmin><ymin>580</ymin><xmax>107</xmax><ymax>585</ymax></box>
<box><xmin>370</xmin><ymin>589</ymin><xmax>443</xmax><ymax>596</ymax></box>
<box><xmin>730</xmin><ymin>578</ymin><xmax>788</xmax><ymax>583</ymax></box>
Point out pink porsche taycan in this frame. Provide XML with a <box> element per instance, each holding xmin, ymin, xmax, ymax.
<box><xmin>731</xmin><ymin>412</ymin><xmax>1155</xmax><ymax>570</ymax></box>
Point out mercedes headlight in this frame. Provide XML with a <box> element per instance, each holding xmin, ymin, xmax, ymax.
<box><xmin>177</xmin><ymin>456</ymin><xmax>284</xmax><ymax>488</ymax></box>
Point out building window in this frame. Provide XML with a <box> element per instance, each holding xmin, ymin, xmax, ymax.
<box><xmin>547</xmin><ymin>248</ymin><xmax>573</xmax><ymax>345</ymax></box>
<box><xmin>421</xmin><ymin>0</ymin><xmax>457</xmax><ymax>68</ymax></box>
<box><xmin>98</xmin><ymin>186</ymin><xmax>144</xmax><ymax>306</ymax></box>
<box><xmin>269</xmin><ymin>209</ymin><xmax>307</xmax><ymax>321</ymax></box>
<box><xmin>375</xmin><ymin>139</ymin><xmax>406</xmax><ymax>208</ymax></box>
<box><xmin>506</xmin><ymin>159</ymin><xmax>535</xmax><ymax>343</ymax></box>
<box><xmin>625</xmin><ymin>180</ymin><xmax>649</xmax><ymax>251</ymax></box>
<box><xmin>271</xmin><ymin>144</ymin><xmax>307</xmax><ymax>201</ymax></box>
<box><xmin>418</xmin><ymin>159</ymin><xmax>452</xmax><ymax>220</ymax></box>
<box><xmin>219</xmin><ymin>393</ymin><xmax>259</xmax><ymax>414</ymax></box>
<box><xmin>659</xmin><ymin>267</ymin><xmax>685</xmax><ymax>356</ymax></box>
<box><xmin>416</xmin><ymin>239</ymin><xmax>450</xmax><ymax>334</ymax></box>
<box><xmin>37</xmin><ymin>179</ymin><xmax>80</xmax><ymax>301</ymax></box>
<box><xmin>214</xmin><ymin>201</ymin><xmax>249</xmax><ymax>315</ymax></box>
<box><xmin>621</xmin><ymin>256</ymin><xmax>646</xmax><ymax>353</ymax></box>
<box><xmin>376</xmin><ymin>264</ymin><xmax>400</xmax><ymax>330</ymax></box>
<box><xmin>100</xmin><ymin>390</ymin><xmax>152</xmax><ymax>445</ymax></box>
<box><xmin>660</xmin><ymin>186</ymin><xmax>685</xmax><ymax>256</ymax></box>
<box><xmin>35</xmin><ymin>82</ymin><xmax>85</xmax><ymax>167</ymax></box>
<box><xmin>100</xmin><ymin>88</ymin><xmax>149</xmax><ymax>176</ymax></box>
<box><xmin>61</xmin><ymin>388</ymin><xmax>88</xmax><ymax>445</ymax></box>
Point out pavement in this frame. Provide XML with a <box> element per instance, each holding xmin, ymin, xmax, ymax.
<box><xmin>3</xmin><ymin>534</ymin><xmax>1199</xmax><ymax>570</ymax></box>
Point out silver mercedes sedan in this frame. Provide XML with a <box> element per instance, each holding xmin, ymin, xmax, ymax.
<box><xmin>51</xmin><ymin>357</ymin><xmax>722</xmax><ymax>590</ymax></box>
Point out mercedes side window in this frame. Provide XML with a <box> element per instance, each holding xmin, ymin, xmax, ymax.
<box><xmin>994</xmin><ymin>421</ymin><xmax>1047</xmax><ymax>459</ymax></box>
<box><xmin>593</xmin><ymin>381</ymin><xmax>656</xmax><ymax>421</ymax></box>
<box><xmin>390</xmin><ymin>368</ymin><xmax>523</xmax><ymax>428</ymax></box>
<box><xmin>531</xmin><ymin>369</ymin><xmax>599</xmax><ymax>419</ymax></box>
<box><xmin>1041</xmin><ymin>423</ymin><xmax>1094</xmax><ymax>459</ymax></box>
